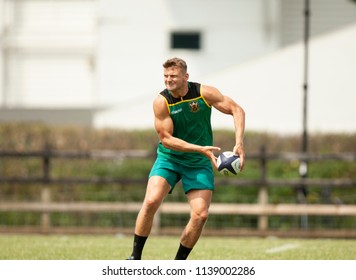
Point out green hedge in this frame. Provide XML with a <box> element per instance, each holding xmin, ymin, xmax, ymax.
<box><xmin>0</xmin><ymin>123</ymin><xmax>355</xmax><ymax>229</ymax></box>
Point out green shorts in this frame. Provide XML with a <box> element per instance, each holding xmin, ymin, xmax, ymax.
<box><xmin>149</xmin><ymin>156</ymin><xmax>214</xmax><ymax>194</ymax></box>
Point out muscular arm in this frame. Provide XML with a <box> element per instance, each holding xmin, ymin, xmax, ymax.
<box><xmin>153</xmin><ymin>95</ymin><xmax>221</xmax><ymax>168</ymax></box>
<box><xmin>202</xmin><ymin>85</ymin><xmax>246</xmax><ymax>171</ymax></box>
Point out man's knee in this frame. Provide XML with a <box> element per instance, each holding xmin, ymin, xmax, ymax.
<box><xmin>192</xmin><ymin>209</ymin><xmax>209</xmax><ymax>225</ymax></box>
<box><xmin>142</xmin><ymin>197</ymin><xmax>162</xmax><ymax>213</ymax></box>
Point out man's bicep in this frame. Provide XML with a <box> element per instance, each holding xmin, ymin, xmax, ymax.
<box><xmin>212</xmin><ymin>95</ymin><xmax>238</xmax><ymax>115</ymax></box>
<box><xmin>155</xmin><ymin>114</ymin><xmax>173</xmax><ymax>137</ymax></box>
<box><xmin>202</xmin><ymin>85</ymin><xmax>241</xmax><ymax>115</ymax></box>
<box><xmin>153</xmin><ymin>97</ymin><xmax>174</xmax><ymax>139</ymax></box>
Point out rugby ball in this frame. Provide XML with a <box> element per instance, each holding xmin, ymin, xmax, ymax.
<box><xmin>217</xmin><ymin>151</ymin><xmax>241</xmax><ymax>175</ymax></box>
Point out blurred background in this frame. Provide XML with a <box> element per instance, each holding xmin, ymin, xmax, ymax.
<box><xmin>0</xmin><ymin>0</ymin><xmax>355</xmax><ymax>134</ymax></box>
<box><xmin>0</xmin><ymin>0</ymin><xmax>355</xmax><ymax>238</ymax></box>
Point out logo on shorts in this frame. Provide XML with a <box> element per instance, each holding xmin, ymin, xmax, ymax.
<box><xmin>189</xmin><ymin>101</ymin><xmax>200</xmax><ymax>112</ymax></box>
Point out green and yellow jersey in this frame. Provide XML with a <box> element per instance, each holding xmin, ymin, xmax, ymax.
<box><xmin>157</xmin><ymin>82</ymin><xmax>213</xmax><ymax>167</ymax></box>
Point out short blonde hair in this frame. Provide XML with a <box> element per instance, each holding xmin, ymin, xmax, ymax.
<box><xmin>163</xmin><ymin>57</ymin><xmax>187</xmax><ymax>73</ymax></box>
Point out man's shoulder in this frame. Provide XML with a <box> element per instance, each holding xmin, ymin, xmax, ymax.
<box><xmin>189</xmin><ymin>81</ymin><xmax>201</xmax><ymax>92</ymax></box>
<box><xmin>159</xmin><ymin>88</ymin><xmax>169</xmax><ymax>98</ymax></box>
<box><xmin>154</xmin><ymin>93</ymin><xmax>168</xmax><ymax>106</ymax></box>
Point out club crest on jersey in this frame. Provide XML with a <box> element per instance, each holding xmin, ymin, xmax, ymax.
<box><xmin>189</xmin><ymin>101</ymin><xmax>200</xmax><ymax>112</ymax></box>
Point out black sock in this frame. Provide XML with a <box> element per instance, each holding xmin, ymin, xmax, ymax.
<box><xmin>130</xmin><ymin>234</ymin><xmax>148</xmax><ymax>260</ymax></box>
<box><xmin>174</xmin><ymin>243</ymin><xmax>192</xmax><ymax>260</ymax></box>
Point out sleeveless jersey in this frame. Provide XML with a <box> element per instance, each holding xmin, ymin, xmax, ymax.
<box><xmin>157</xmin><ymin>82</ymin><xmax>213</xmax><ymax>167</ymax></box>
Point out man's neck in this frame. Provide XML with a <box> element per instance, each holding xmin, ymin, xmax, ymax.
<box><xmin>170</xmin><ymin>82</ymin><xmax>189</xmax><ymax>98</ymax></box>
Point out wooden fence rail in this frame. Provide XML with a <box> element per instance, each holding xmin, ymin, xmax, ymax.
<box><xmin>0</xmin><ymin>147</ymin><xmax>355</xmax><ymax>237</ymax></box>
<box><xmin>1</xmin><ymin>201</ymin><xmax>356</xmax><ymax>216</ymax></box>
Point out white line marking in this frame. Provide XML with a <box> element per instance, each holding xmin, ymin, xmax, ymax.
<box><xmin>266</xmin><ymin>243</ymin><xmax>300</xmax><ymax>254</ymax></box>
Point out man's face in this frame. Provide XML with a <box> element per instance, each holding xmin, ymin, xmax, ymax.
<box><xmin>164</xmin><ymin>66</ymin><xmax>188</xmax><ymax>94</ymax></box>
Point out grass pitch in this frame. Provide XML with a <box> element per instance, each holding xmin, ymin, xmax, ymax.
<box><xmin>0</xmin><ymin>234</ymin><xmax>355</xmax><ymax>260</ymax></box>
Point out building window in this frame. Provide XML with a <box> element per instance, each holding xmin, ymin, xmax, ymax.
<box><xmin>171</xmin><ymin>32</ymin><xmax>201</xmax><ymax>50</ymax></box>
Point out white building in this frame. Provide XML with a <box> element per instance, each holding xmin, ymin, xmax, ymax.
<box><xmin>0</xmin><ymin>0</ymin><xmax>99</xmax><ymax>125</ymax></box>
<box><xmin>0</xmin><ymin>0</ymin><xmax>355</xmax><ymax>133</ymax></box>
